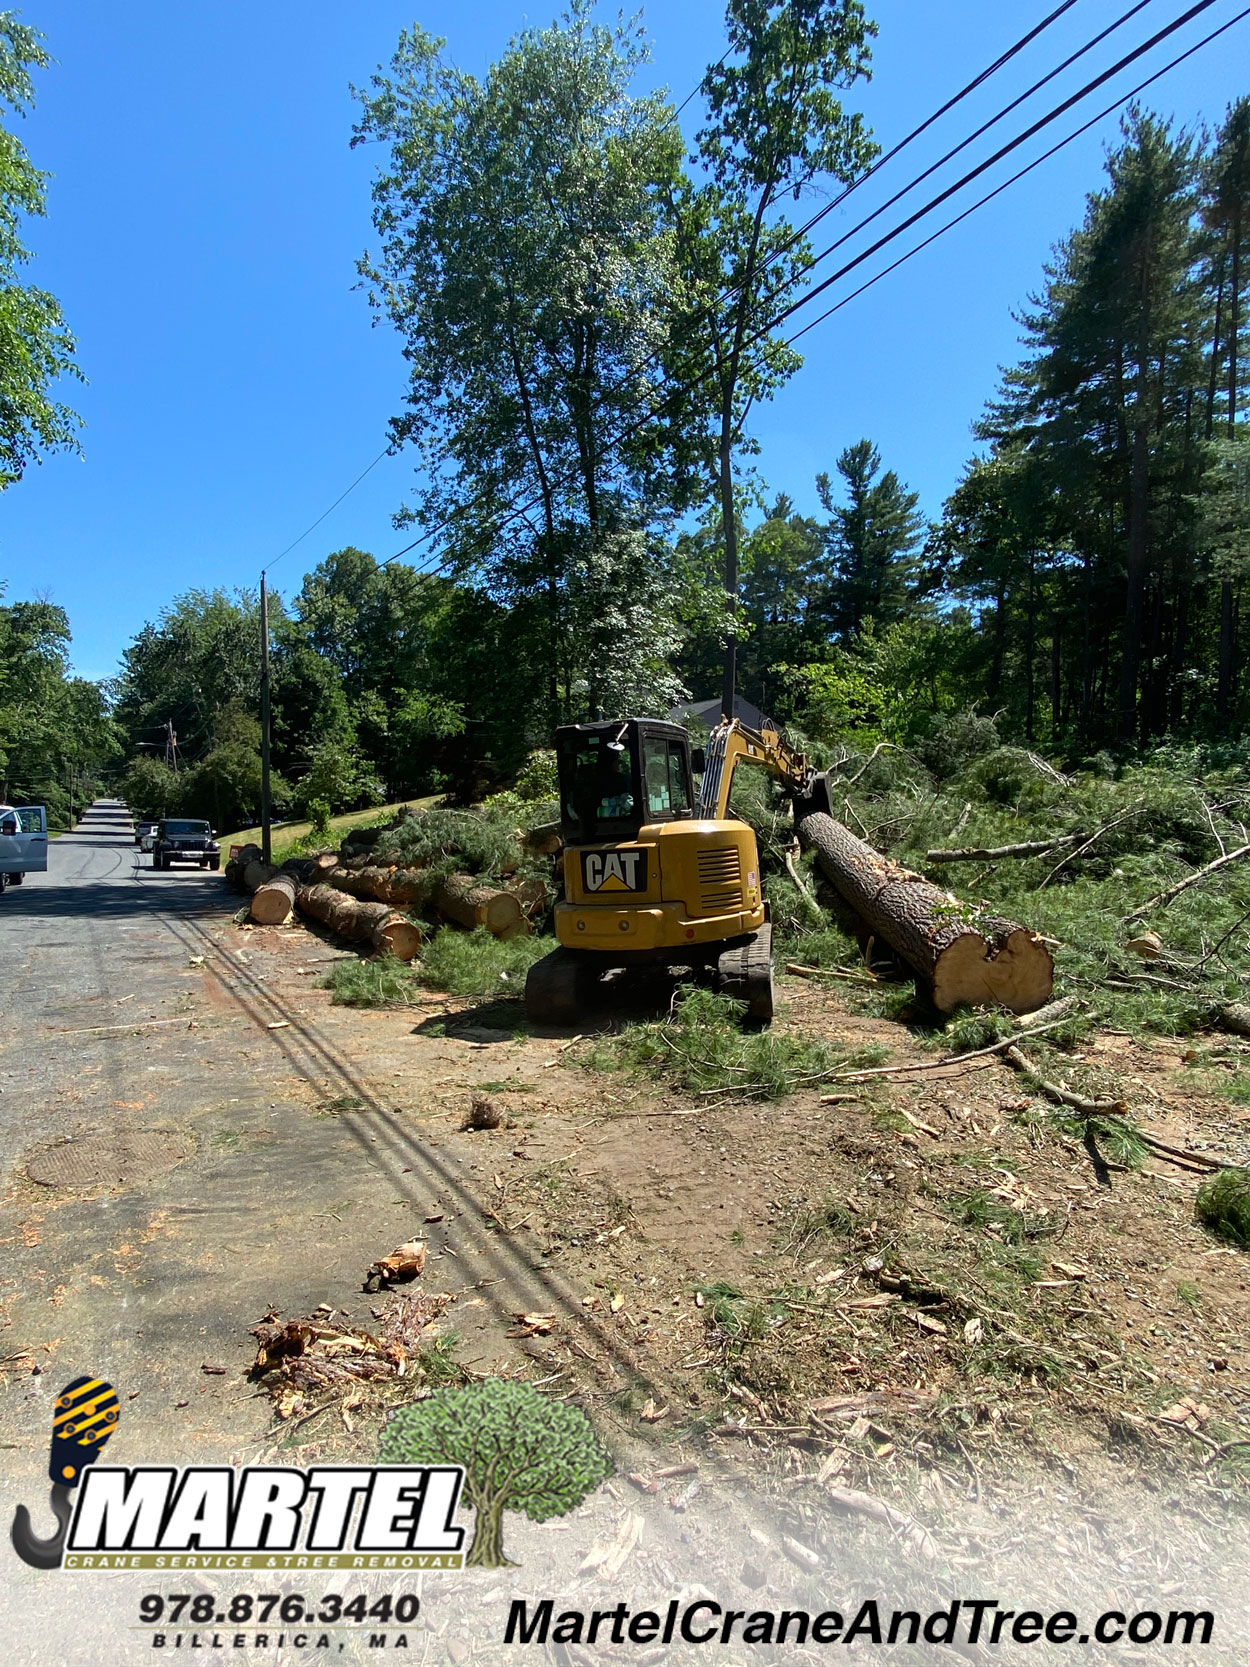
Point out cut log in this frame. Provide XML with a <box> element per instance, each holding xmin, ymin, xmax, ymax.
<box><xmin>225</xmin><ymin>843</ymin><xmax>263</xmax><ymax>891</ymax></box>
<box><xmin>294</xmin><ymin>882</ymin><xmax>422</xmax><ymax>961</ymax></box>
<box><xmin>523</xmin><ymin>820</ymin><xmax>563</xmax><ymax>856</ymax></box>
<box><xmin>250</xmin><ymin>873</ymin><xmax>296</xmax><ymax>926</ymax></box>
<box><xmin>328</xmin><ymin>864</ymin><xmax>426</xmax><ymax>906</ymax></box>
<box><xmin>796</xmin><ymin>810</ymin><xmax>1053</xmax><ymax>1014</ymax></box>
<box><xmin>434</xmin><ymin>872</ymin><xmax>527</xmax><ymax>939</ymax></box>
<box><xmin>1219</xmin><ymin>1002</ymin><xmax>1250</xmax><ymax>1037</ymax></box>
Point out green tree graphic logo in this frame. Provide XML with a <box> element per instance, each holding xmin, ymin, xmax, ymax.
<box><xmin>379</xmin><ymin>1379</ymin><xmax>613</xmax><ymax>1567</ymax></box>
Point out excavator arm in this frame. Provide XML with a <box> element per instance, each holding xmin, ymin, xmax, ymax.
<box><xmin>696</xmin><ymin>718</ymin><xmax>829</xmax><ymax>821</ymax></box>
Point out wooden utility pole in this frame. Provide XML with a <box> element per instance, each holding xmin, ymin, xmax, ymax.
<box><xmin>260</xmin><ymin>572</ymin><xmax>272</xmax><ymax>866</ymax></box>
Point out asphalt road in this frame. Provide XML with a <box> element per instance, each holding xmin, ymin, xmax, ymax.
<box><xmin>0</xmin><ymin>802</ymin><xmax>591</xmax><ymax>1478</ymax></box>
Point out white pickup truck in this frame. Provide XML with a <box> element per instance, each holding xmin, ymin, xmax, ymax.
<box><xmin>0</xmin><ymin>804</ymin><xmax>48</xmax><ymax>889</ymax></box>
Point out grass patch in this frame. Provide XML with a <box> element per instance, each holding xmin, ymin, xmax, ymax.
<box><xmin>1195</xmin><ymin>1167</ymin><xmax>1250</xmax><ymax>1247</ymax></box>
<box><xmin>586</xmin><ymin>986</ymin><xmax>887</xmax><ymax>1101</ymax></box>
<box><xmin>222</xmin><ymin>796</ymin><xmax>442</xmax><ymax>859</ymax></box>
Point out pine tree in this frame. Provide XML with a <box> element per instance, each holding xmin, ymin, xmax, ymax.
<box><xmin>818</xmin><ymin>440</ymin><xmax>925</xmax><ymax>639</ymax></box>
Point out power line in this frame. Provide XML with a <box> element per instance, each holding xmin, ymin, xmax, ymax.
<box><xmin>767</xmin><ymin>0</ymin><xmax>1221</xmax><ymax>335</ymax></box>
<box><xmin>783</xmin><ymin>3</ymin><xmax>1250</xmax><ymax>348</ymax></box>
<box><xmin>379</xmin><ymin>0</ymin><xmax>1233</xmax><ymax>587</ymax></box>
<box><xmin>262</xmin><ymin>444</ymin><xmax>391</xmax><ymax>579</ymax></box>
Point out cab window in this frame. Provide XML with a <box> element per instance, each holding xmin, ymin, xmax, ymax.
<box><xmin>641</xmin><ymin>738</ymin><xmax>691</xmax><ymax>819</ymax></box>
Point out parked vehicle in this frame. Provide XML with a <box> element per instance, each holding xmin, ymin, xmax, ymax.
<box><xmin>135</xmin><ymin>820</ymin><xmax>158</xmax><ymax>850</ymax></box>
<box><xmin>0</xmin><ymin>804</ymin><xmax>49</xmax><ymax>891</ymax></box>
<box><xmin>152</xmin><ymin>818</ymin><xmax>220</xmax><ymax>871</ymax></box>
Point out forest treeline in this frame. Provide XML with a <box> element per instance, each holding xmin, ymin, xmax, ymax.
<box><xmin>14</xmin><ymin>3</ymin><xmax>1250</xmax><ymax>829</ymax></box>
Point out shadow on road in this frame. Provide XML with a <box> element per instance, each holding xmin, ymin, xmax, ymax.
<box><xmin>1</xmin><ymin>879</ymin><xmax>230</xmax><ymax>919</ymax></box>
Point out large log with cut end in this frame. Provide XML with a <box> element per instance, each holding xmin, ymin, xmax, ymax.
<box><xmin>294</xmin><ymin>882</ymin><xmax>423</xmax><ymax>961</ymax></box>
<box><xmin>434</xmin><ymin>872</ymin><xmax>527</xmax><ymax>939</ymax></box>
<box><xmin>796</xmin><ymin>811</ymin><xmax>1053</xmax><ymax>1014</ymax></box>
<box><xmin>250</xmin><ymin>873</ymin><xmax>296</xmax><ymax>926</ymax></box>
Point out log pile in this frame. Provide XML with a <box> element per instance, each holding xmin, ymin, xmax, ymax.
<box><xmin>222</xmin><ymin>805</ymin><xmax>552</xmax><ymax>962</ymax></box>
<box><xmin>796</xmin><ymin>809</ymin><xmax>1053</xmax><ymax>1014</ymax></box>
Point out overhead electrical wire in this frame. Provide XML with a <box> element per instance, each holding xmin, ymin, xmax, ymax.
<box><xmin>381</xmin><ymin>0</ymin><xmax>1234</xmax><ymax>585</ymax></box>
<box><xmin>782</xmin><ymin>2</ymin><xmax>1250</xmax><ymax>348</ymax></box>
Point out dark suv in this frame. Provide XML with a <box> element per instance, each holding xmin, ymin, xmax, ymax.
<box><xmin>153</xmin><ymin>818</ymin><xmax>221</xmax><ymax>871</ymax></box>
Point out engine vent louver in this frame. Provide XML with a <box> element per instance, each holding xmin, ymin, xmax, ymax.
<box><xmin>697</xmin><ymin>846</ymin><xmax>742</xmax><ymax>911</ymax></box>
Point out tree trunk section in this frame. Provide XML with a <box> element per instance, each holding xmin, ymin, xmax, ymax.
<box><xmin>1117</xmin><ymin>423</ymin><xmax>1149</xmax><ymax>742</ymax></box>
<box><xmin>250</xmin><ymin>873</ymin><xmax>296</xmax><ymax>925</ymax></box>
<box><xmin>465</xmin><ymin>1499</ymin><xmax>515</xmax><ymax>1568</ymax></box>
<box><xmin>434</xmin><ymin>873</ymin><xmax>527</xmax><ymax>939</ymax></box>
<box><xmin>294</xmin><ymin>882</ymin><xmax>422</xmax><ymax>961</ymax></box>
<box><xmin>796</xmin><ymin>811</ymin><xmax>1053</xmax><ymax>1014</ymax></box>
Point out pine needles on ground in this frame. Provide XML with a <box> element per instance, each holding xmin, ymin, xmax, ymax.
<box><xmin>416</xmin><ymin>926</ymin><xmax>547</xmax><ymax>998</ymax></box>
<box><xmin>1195</xmin><ymin>1168</ymin><xmax>1250</xmax><ymax>1247</ymax></box>
<box><xmin>588</xmin><ymin>986</ymin><xmax>887</xmax><ymax>1100</ymax></box>
<box><xmin>325</xmin><ymin>929</ymin><xmax>547</xmax><ymax>1007</ymax></box>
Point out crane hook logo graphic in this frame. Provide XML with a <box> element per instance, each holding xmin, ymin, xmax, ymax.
<box><xmin>10</xmin><ymin>1376</ymin><xmax>119</xmax><ymax>1569</ymax></box>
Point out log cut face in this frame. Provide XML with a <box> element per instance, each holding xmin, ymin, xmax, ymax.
<box><xmin>796</xmin><ymin>812</ymin><xmax>1053</xmax><ymax>1014</ymax></box>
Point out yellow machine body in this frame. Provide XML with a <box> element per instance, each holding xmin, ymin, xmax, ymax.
<box><xmin>555</xmin><ymin>818</ymin><xmax>765</xmax><ymax>955</ymax></box>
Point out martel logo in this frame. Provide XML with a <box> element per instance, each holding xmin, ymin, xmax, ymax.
<box><xmin>581</xmin><ymin>849</ymin><xmax>646</xmax><ymax>893</ymax></box>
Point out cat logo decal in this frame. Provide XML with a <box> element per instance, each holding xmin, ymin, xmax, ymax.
<box><xmin>581</xmin><ymin>849</ymin><xmax>646</xmax><ymax>893</ymax></box>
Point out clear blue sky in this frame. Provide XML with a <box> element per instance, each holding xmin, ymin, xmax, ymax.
<box><xmin>9</xmin><ymin>0</ymin><xmax>1250</xmax><ymax>679</ymax></box>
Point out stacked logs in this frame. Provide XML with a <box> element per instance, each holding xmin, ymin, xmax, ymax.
<box><xmin>223</xmin><ymin>820</ymin><xmax>548</xmax><ymax>960</ymax></box>
<box><xmin>224</xmin><ymin>844</ymin><xmax>423</xmax><ymax>960</ymax></box>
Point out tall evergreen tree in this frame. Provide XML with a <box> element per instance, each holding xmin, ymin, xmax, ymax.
<box><xmin>818</xmin><ymin>440</ymin><xmax>925</xmax><ymax>639</ymax></box>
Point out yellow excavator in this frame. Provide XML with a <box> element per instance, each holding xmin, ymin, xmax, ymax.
<box><xmin>524</xmin><ymin>713</ymin><xmax>830</xmax><ymax>1024</ymax></box>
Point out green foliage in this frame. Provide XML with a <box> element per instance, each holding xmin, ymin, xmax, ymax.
<box><xmin>1195</xmin><ymin>1168</ymin><xmax>1250</xmax><ymax>1247</ymax></box>
<box><xmin>416</xmin><ymin>927</ymin><xmax>548</xmax><ymax>999</ymax></box>
<box><xmin>325</xmin><ymin>954</ymin><xmax>420</xmax><ymax>1009</ymax></box>
<box><xmin>0</xmin><ymin>13</ymin><xmax>83</xmax><ymax>485</ymax></box>
<box><xmin>120</xmin><ymin>754</ymin><xmax>181</xmax><ymax>821</ymax></box>
<box><xmin>374</xmin><ymin>806</ymin><xmax>523</xmax><ymax>879</ymax></box>
<box><xmin>327</xmin><ymin>929</ymin><xmax>547</xmax><ymax>1007</ymax></box>
<box><xmin>380</xmin><ymin>1379</ymin><xmax>612</xmax><ymax>1566</ymax></box>
<box><xmin>590</xmin><ymin>985</ymin><xmax>886</xmax><ymax>1099</ymax></box>
<box><xmin>512</xmin><ymin>750</ymin><xmax>558</xmax><ymax>802</ymax></box>
<box><xmin>0</xmin><ymin>596</ymin><xmax>120</xmax><ymax>819</ymax></box>
<box><xmin>293</xmin><ymin>725</ymin><xmax>382</xmax><ymax>819</ymax></box>
<box><xmin>818</xmin><ymin>439</ymin><xmax>926</xmax><ymax>638</ymax></box>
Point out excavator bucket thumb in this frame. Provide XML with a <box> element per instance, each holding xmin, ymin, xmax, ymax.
<box><xmin>794</xmin><ymin>772</ymin><xmax>832</xmax><ymax>820</ymax></box>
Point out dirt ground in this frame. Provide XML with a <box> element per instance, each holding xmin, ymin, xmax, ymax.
<box><xmin>4</xmin><ymin>829</ymin><xmax>1250</xmax><ymax>1662</ymax></box>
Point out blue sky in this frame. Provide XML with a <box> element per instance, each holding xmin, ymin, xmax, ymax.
<box><xmin>9</xmin><ymin>0</ymin><xmax>1250</xmax><ymax>679</ymax></box>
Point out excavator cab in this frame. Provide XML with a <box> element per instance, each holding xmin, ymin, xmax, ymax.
<box><xmin>555</xmin><ymin>719</ymin><xmax>694</xmax><ymax>845</ymax></box>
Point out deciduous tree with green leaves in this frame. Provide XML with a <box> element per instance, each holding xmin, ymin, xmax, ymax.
<box><xmin>674</xmin><ymin>0</ymin><xmax>877</xmax><ymax>712</ymax></box>
<box><xmin>379</xmin><ymin>1379</ymin><xmax>613</xmax><ymax>1568</ymax></box>
<box><xmin>0</xmin><ymin>11</ymin><xmax>82</xmax><ymax>486</ymax></box>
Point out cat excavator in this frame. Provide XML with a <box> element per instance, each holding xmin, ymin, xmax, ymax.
<box><xmin>523</xmin><ymin>713</ymin><xmax>830</xmax><ymax>1024</ymax></box>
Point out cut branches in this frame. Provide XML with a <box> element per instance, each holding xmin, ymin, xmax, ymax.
<box><xmin>1125</xmin><ymin>842</ymin><xmax>1250</xmax><ymax>923</ymax></box>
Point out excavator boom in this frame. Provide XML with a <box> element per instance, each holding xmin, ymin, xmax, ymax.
<box><xmin>697</xmin><ymin>718</ymin><xmax>828</xmax><ymax>821</ymax></box>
